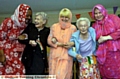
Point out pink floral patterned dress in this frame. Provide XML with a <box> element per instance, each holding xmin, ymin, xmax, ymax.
<box><xmin>0</xmin><ymin>4</ymin><xmax>30</xmax><ymax>75</ymax></box>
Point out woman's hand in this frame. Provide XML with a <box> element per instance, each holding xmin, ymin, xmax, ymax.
<box><xmin>98</xmin><ymin>35</ymin><xmax>112</xmax><ymax>43</ymax></box>
<box><xmin>18</xmin><ymin>34</ymin><xmax>28</xmax><ymax>40</ymax></box>
<box><xmin>0</xmin><ymin>50</ymin><xmax>6</xmax><ymax>65</ymax></box>
<box><xmin>56</xmin><ymin>42</ymin><xmax>64</xmax><ymax>47</ymax></box>
<box><xmin>63</xmin><ymin>42</ymin><xmax>74</xmax><ymax>49</ymax></box>
<box><xmin>56</xmin><ymin>42</ymin><xmax>74</xmax><ymax>48</ymax></box>
<box><xmin>51</xmin><ymin>37</ymin><xmax>57</xmax><ymax>44</ymax></box>
<box><xmin>29</xmin><ymin>40</ymin><xmax>37</xmax><ymax>47</ymax></box>
<box><xmin>76</xmin><ymin>54</ymin><xmax>82</xmax><ymax>60</ymax></box>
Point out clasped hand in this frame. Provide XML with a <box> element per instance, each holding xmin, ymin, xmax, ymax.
<box><xmin>29</xmin><ymin>40</ymin><xmax>37</xmax><ymax>46</ymax></box>
<box><xmin>56</xmin><ymin>42</ymin><xmax>74</xmax><ymax>49</ymax></box>
<box><xmin>98</xmin><ymin>35</ymin><xmax>109</xmax><ymax>44</ymax></box>
<box><xmin>76</xmin><ymin>54</ymin><xmax>82</xmax><ymax>60</ymax></box>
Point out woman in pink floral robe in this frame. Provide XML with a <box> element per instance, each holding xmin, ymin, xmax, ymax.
<box><xmin>0</xmin><ymin>4</ymin><xmax>32</xmax><ymax>75</ymax></box>
<box><xmin>92</xmin><ymin>4</ymin><xmax>120</xmax><ymax>79</ymax></box>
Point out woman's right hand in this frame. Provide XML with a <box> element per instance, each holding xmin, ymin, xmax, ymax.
<box><xmin>18</xmin><ymin>34</ymin><xmax>28</xmax><ymax>40</ymax></box>
<box><xmin>51</xmin><ymin>37</ymin><xmax>57</xmax><ymax>44</ymax></box>
<box><xmin>56</xmin><ymin>42</ymin><xmax>64</xmax><ymax>47</ymax></box>
<box><xmin>76</xmin><ymin>54</ymin><xmax>82</xmax><ymax>60</ymax></box>
<box><xmin>29</xmin><ymin>40</ymin><xmax>37</xmax><ymax>47</ymax></box>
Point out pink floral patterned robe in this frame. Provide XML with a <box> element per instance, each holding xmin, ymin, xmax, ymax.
<box><xmin>0</xmin><ymin>4</ymin><xmax>30</xmax><ymax>75</ymax></box>
<box><xmin>92</xmin><ymin>4</ymin><xmax>120</xmax><ymax>78</ymax></box>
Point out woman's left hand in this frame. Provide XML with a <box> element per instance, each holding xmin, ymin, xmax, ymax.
<box><xmin>98</xmin><ymin>36</ymin><xmax>106</xmax><ymax>43</ymax></box>
<box><xmin>63</xmin><ymin>42</ymin><xmax>74</xmax><ymax>49</ymax></box>
<box><xmin>98</xmin><ymin>35</ymin><xmax>112</xmax><ymax>43</ymax></box>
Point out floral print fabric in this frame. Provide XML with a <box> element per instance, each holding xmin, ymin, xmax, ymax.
<box><xmin>79</xmin><ymin>55</ymin><xmax>100</xmax><ymax>79</ymax></box>
<box><xmin>0</xmin><ymin>4</ymin><xmax>30</xmax><ymax>75</ymax></box>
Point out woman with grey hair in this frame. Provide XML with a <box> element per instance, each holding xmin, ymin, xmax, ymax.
<box><xmin>68</xmin><ymin>17</ymin><xmax>100</xmax><ymax>79</ymax></box>
<box><xmin>18</xmin><ymin>12</ymin><xmax>50</xmax><ymax>75</ymax></box>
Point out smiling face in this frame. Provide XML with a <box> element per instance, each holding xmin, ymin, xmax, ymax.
<box><xmin>94</xmin><ymin>8</ymin><xmax>104</xmax><ymax>20</ymax></box>
<box><xmin>25</xmin><ymin>9</ymin><xmax>32</xmax><ymax>24</ymax></box>
<box><xmin>34</xmin><ymin>15</ymin><xmax>46</xmax><ymax>28</ymax></box>
<box><xmin>78</xmin><ymin>20</ymin><xmax>89</xmax><ymax>35</ymax></box>
<box><xmin>60</xmin><ymin>16</ymin><xmax>69</xmax><ymax>23</ymax></box>
<box><xmin>58</xmin><ymin>8</ymin><xmax>72</xmax><ymax>29</ymax></box>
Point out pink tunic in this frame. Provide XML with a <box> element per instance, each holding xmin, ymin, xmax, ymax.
<box><xmin>93</xmin><ymin>14</ymin><xmax>120</xmax><ymax>78</ymax></box>
<box><xmin>48</xmin><ymin>23</ymin><xmax>76</xmax><ymax>79</ymax></box>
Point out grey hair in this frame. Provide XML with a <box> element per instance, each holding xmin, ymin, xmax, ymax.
<box><xmin>35</xmin><ymin>12</ymin><xmax>47</xmax><ymax>20</ymax></box>
<box><xmin>76</xmin><ymin>17</ymin><xmax>90</xmax><ymax>28</ymax></box>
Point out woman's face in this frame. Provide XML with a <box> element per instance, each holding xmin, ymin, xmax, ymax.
<box><xmin>60</xmin><ymin>16</ymin><xmax>69</xmax><ymax>23</ymax></box>
<box><xmin>78</xmin><ymin>20</ymin><xmax>89</xmax><ymax>35</ymax></box>
<box><xmin>94</xmin><ymin>8</ymin><xmax>104</xmax><ymax>20</ymax></box>
<box><xmin>25</xmin><ymin>9</ymin><xmax>32</xmax><ymax>24</ymax></box>
<box><xmin>34</xmin><ymin>15</ymin><xmax>45</xmax><ymax>28</ymax></box>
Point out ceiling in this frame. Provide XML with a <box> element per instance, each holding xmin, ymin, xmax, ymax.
<box><xmin>0</xmin><ymin>0</ymin><xmax>120</xmax><ymax>14</ymax></box>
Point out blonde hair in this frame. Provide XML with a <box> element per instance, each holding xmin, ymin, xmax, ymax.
<box><xmin>59</xmin><ymin>8</ymin><xmax>71</xmax><ymax>19</ymax></box>
<box><xmin>76</xmin><ymin>17</ymin><xmax>90</xmax><ymax>28</ymax></box>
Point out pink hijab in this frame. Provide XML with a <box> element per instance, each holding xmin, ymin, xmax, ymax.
<box><xmin>92</xmin><ymin>4</ymin><xmax>108</xmax><ymax>20</ymax></box>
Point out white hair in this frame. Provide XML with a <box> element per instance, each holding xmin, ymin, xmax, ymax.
<box><xmin>35</xmin><ymin>12</ymin><xmax>47</xmax><ymax>20</ymax></box>
<box><xmin>76</xmin><ymin>17</ymin><xmax>90</xmax><ymax>28</ymax></box>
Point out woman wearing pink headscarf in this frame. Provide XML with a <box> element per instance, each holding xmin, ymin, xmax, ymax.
<box><xmin>48</xmin><ymin>8</ymin><xmax>76</xmax><ymax>79</ymax></box>
<box><xmin>0</xmin><ymin>4</ymin><xmax>32</xmax><ymax>75</ymax></box>
<box><xmin>92</xmin><ymin>4</ymin><xmax>120</xmax><ymax>79</ymax></box>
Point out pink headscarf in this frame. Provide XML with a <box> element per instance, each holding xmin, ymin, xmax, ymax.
<box><xmin>11</xmin><ymin>4</ymin><xmax>30</xmax><ymax>28</ymax></box>
<box><xmin>92</xmin><ymin>4</ymin><xmax>108</xmax><ymax>20</ymax></box>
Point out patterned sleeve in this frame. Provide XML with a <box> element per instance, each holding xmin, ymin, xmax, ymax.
<box><xmin>0</xmin><ymin>19</ymin><xmax>10</xmax><ymax>41</ymax></box>
<box><xmin>0</xmin><ymin>18</ymin><xmax>12</xmax><ymax>49</ymax></box>
<box><xmin>109</xmin><ymin>14</ymin><xmax>120</xmax><ymax>40</ymax></box>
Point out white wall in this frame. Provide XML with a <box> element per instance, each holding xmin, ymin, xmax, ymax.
<box><xmin>0</xmin><ymin>8</ymin><xmax>120</xmax><ymax>27</ymax></box>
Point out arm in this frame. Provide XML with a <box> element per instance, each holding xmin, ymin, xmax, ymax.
<box><xmin>108</xmin><ymin>15</ymin><xmax>120</xmax><ymax>40</ymax></box>
<box><xmin>68</xmin><ymin>47</ymin><xmax>82</xmax><ymax>59</ymax></box>
<box><xmin>18</xmin><ymin>28</ymin><xmax>37</xmax><ymax>47</ymax></box>
<box><xmin>47</xmin><ymin>25</ymin><xmax>57</xmax><ymax>48</ymax></box>
<box><xmin>63</xmin><ymin>42</ymin><xmax>74</xmax><ymax>49</ymax></box>
<box><xmin>63</xmin><ymin>25</ymin><xmax>77</xmax><ymax>49</ymax></box>
<box><xmin>46</xmin><ymin>28</ymin><xmax>51</xmax><ymax>47</ymax></box>
<box><xmin>98</xmin><ymin>35</ymin><xmax>112</xmax><ymax>44</ymax></box>
<box><xmin>18</xmin><ymin>26</ymin><xmax>30</xmax><ymax>45</ymax></box>
<box><xmin>110</xmin><ymin>30</ymin><xmax>120</xmax><ymax>40</ymax></box>
<box><xmin>0</xmin><ymin>19</ymin><xmax>10</xmax><ymax>41</ymax></box>
<box><xmin>97</xmin><ymin>15</ymin><xmax>120</xmax><ymax>43</ymax></box>
<box><xmin>68</xmin><ymin>35</ymin><xmax>78</xmax><ymax>58</ymax></box>
<box><xmin>68</xmin><ymin>46</ymin><xmax>77</xmax><ymax>58</ymax></box>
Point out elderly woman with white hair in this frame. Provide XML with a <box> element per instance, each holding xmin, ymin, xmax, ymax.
<box><xmin>18</xmin><ymin>12</ymin><xmax>50</xmax><ymax>75</ymax></box>
<box><xmin>68</xmin><ymin>17</ymin><xmax>100</xmax><ymax>79</ymax></box>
